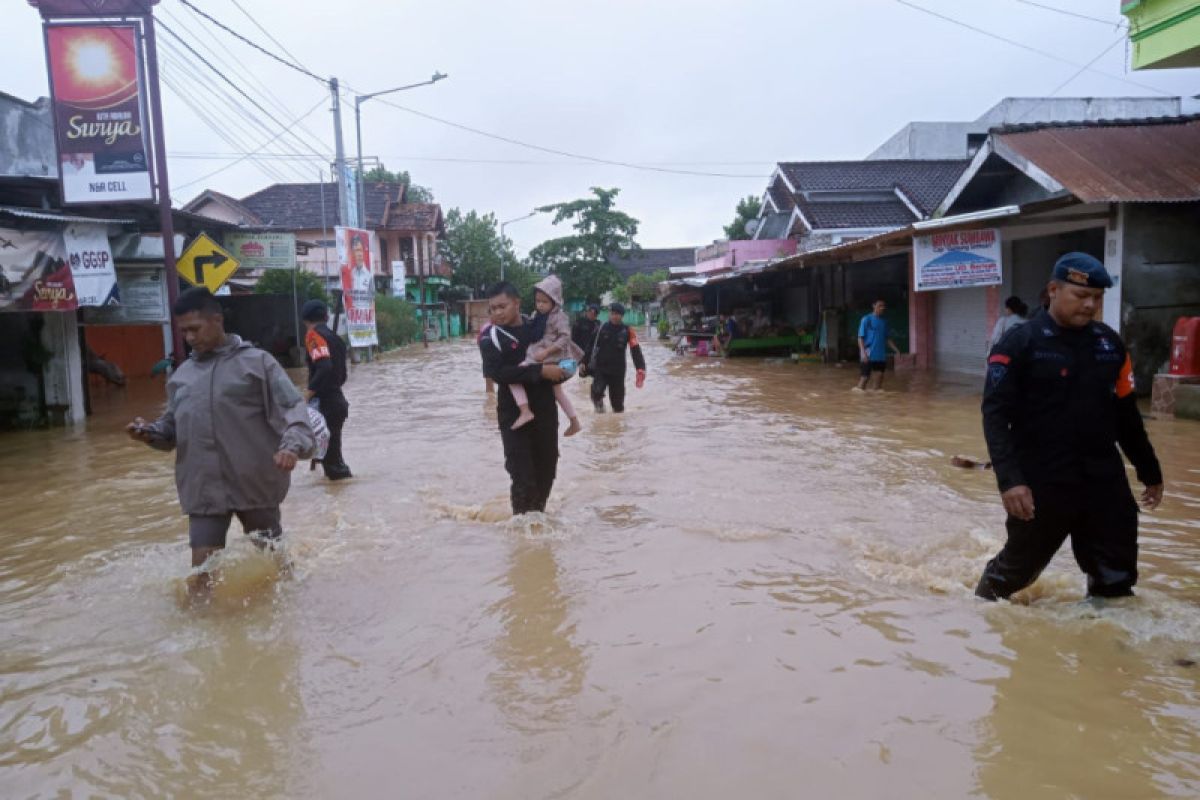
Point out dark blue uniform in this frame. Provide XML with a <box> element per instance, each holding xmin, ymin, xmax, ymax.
<box><xmin>976</xmin><ymin>308</ymin><xmax>1161</xmax><ymax>599</ymax></box>
<box><xmin>587</xmin><ymin>321</ymin><xmax>646</xmax><ymax>413</ymax></box>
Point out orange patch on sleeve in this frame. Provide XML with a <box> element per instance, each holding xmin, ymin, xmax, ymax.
<box><xmin>1116</xmin><ymin>354</ymin><xmax>1135</xmax><ymax>398</ymax></box>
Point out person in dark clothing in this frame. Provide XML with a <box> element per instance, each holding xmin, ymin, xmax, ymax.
<box><xmin>302</xmin><ymin>300</ymin><xmax>352</xmax><ymax>480</ymax></box>
<box><xmin>572</xmin><ymin>305</ymin><xmax>601</xmax><ymax>367</ymax></box>
<box><xmin>479</xmin><ymin>282</ymin><xmax>567</xmax><ymax>515</ymax></box>
<box><xmin>975</xmin><ymin>252</ymin><xmax>1164</xmax><ymax>601</ymax></box>
<box><xmin>586</xmin><ymin>302</ymin><xmax>646</xmax><ymax>413</ymax></box>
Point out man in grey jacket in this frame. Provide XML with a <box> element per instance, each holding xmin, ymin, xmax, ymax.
<box><xmin>128</xmin><ymin>288</ymin><xmax>314</xmax><ymax>592</ymax></box>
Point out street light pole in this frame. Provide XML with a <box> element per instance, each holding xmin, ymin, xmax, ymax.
<box><xmin>354</xmin><ymin>72</ymin><xmax>447</xmax><ymax>228</ymax></box>
<box><xmin>500</xmin><ymin>211</ymin><xmax>538</xmax><ymax>281</ymax></box>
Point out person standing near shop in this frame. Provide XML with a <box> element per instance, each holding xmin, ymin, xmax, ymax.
<box><xmin>480</xmin><ymin>282</ymin><xmax>567</xmax><ymax>515</ymax></box>
<box><xmin>127</xmin><ymin>288</ymin><xmax>314</xmax><ymax>594</ymax></box>
<box><xmin>855</xmin><ymin>299</ymin><xmax>900</xmax><ymax>391</ymax></box>
<box><xmin>974</xmin><ymin>253</ymin><xmax>1164</xmax><ymax>601</ymax></box>
<box><xmin>587</xmin><ymin>302</ymin><xmax>646</xmax><ymax>413</ymax></box>
<box><xmin>302</xmin><ymin>299</ymin><xmax>352</xmax><ymax>481</ymax></box>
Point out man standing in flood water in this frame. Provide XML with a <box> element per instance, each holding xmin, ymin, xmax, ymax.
<box><xmin>975</xmin><ymin>253</ymin><xmax>1163</xmax><ymax>601</ymax></box>
<box><xmin>480</xmin><ymin>282</ymin><xmax>566</xmax><ymax>515</ymax></box>
<box><xmin>127</xmin><ymin>288</ymin><xmax>314</xmax><ymax>593</ymax></box>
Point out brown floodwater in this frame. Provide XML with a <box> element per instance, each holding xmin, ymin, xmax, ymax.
<box><xmin>1</xmin><ymin>337</ymin><xmax>1199</xmax><ymax>799</ymax></box>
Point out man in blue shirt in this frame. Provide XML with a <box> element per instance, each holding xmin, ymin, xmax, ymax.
<box><xmin>856</xmin><ymin>299</ymin><xmax>900</xmax><ymax>391</ymax></box>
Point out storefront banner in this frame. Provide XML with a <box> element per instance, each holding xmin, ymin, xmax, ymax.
<box><xmin>225</xmin><ymin>232</ymin><xmax>296</xmax><ymax>270</ymax></box>
<box><xmin>335</xmin><ymin>226</ymin><xmax>378</xmax><ymax>347</ymax></box>
<box><xmin>0</xmin><ymin>227</ymin><xmax>76</xmax><ymax>312</ymax></box>
<box><xmin>82</xmin><ymin>267</ymin><xmax>166</xmax><ymax>325</ymax></box>
<box><xmin>914</xmin><ymin>228</ymin><xmax>1003</xmax><ymax>291</ymax></box>
<box><xmin>45</xmin><ymin>23</ymin><xmax>155</xmax><ymax>204</ymax></box>
<box><xmin>63</xmin><ymin>222</ymin><xmax>118</xmax><ymax>306</ymax></box>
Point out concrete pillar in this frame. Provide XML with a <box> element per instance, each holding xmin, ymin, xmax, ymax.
<box><xmin>42</xmin><ymin>312</ymin><xmax>86</xmax><ymax>424</ymax></box>
<box><xmin>411</xmin><ymin>234</ymin><xmax>421</xmax><ymax>277</ymax></box>
<box><xmin>907</xmin><ymin>251</ymin><xmax>935</xmax><ymax>370</ymax></box>
<box><xmin>1103</xmin><ymin>203</ymin><xmax>1125</xmax><ymax>333</ymax></box>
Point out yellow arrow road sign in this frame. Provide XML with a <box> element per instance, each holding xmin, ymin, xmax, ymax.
<box><xmin>178</xmin><ymin>233</ymin><xmax>239</xmax><ymax>293</ymax></box>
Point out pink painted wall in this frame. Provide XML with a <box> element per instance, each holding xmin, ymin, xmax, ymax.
<box><xmin>693</xmin><ymin>239</ymin><xmax>797</xmax><ymax>273</ymax></box>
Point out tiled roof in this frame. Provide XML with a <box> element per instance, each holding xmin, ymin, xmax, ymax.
<box><xmin>182</xmin><ymin>189</ymin><xmax>263</xmax><ymax>225</ymax></box>
<box><xmin>798</xmin><ymin>199</ymin><xmax>916</xmax><ymax>229</ymax></box>
<box><xmin>778</xmin><ymin>159</ymin><xmax>969</xmax><ymax>215</ymax></box>
<box><xmin>767</xmin><ymin>179</ymin><xmax>794</xmax><ymax>212</ymax></box>
<box><xmin>238</xmin><ymin>181</ymin><xmax>443</xmax><ymax>232</ymax></box>
<box><xmin>607</xmin><ymin>247</ymin><xmax>696</xmax><ymax>279</ymax></box>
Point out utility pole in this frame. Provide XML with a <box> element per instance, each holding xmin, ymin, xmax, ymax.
<box><xmin>330</xmin><ymin>77</ymin><xmax>349</xmax><ymax>228</ymax></box>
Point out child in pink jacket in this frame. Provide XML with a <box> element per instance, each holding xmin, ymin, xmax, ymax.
<box><xmin>509</xmin><ymin>274</ymin><xmax>585</xmax><ymax>436</ymax></box>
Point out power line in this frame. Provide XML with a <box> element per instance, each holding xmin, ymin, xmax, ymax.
<box><xmin>173</xmin><ymin>96</ymin><xmax>329</xmax><ymax>192</ymax></box>
<box><xmin>1009</xmin><ymin>0</ymin><xmax>1126</xmax><ymax>27</ymax></box>
<box><xmin>226</xmin><ymin>0</ymin><xmax>308</xmax><ymax>68</ymax></box>
<box><xmin>367</xmin><ymin>96</ymin><xmax>770</xmax><ymax>178</ymax></box>
<box><xmin>168</xmin><ymin>151</ymin><xmax>777</xmax><ymax>167</ymax></box>
<box><xmin>1015</xmin><ymin>34</ymin><xmax>1129</xmax><ymax>122</ymax></box>
<box><xmin>892</xmin><ymin>0</ymin><xmax>1170</xmax><ymax>96</ymax></box>
<box><xmin>174</xmin><ymin>0</ymin><xmax>326</xmax><ymax>84</ymax></box>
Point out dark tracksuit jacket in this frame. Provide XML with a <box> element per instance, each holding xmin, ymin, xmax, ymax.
<box><xmin>587</xmin><ymin>322</ymin><xmax>646</xmax><ymax>413</ymax></box>
<box><xmin>306</xmin><ymin>323</ymin><xmax>350</xmax><ymax>473</ymax></box>
<box><xmin>977</xmin><ymin>308</ymin><xmax>1162</xmax><ymax>598</ymax></box>
<box><xmin>571</xmin><ymin>316</ymin><xmax>600</xmax><ymax>358</ymax></box>
<box><xmin>480</xmin><ymin>318</ymin><xmax>559</xmax><ymax>515</ymax></box>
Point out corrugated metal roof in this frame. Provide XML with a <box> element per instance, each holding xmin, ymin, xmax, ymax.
<box><xmin>997</xmin><ymin>118</ymin><xmax>1200</xmax><ymax>202</ymax></box>
<box><xmin>0</xmin><ymin>205</ymin><xmax>135</xmax><ymax>225</ymax></box>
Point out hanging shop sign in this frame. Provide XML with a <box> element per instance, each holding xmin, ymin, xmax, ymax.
<box><xmin>63</xmin><ymin>222</ymin><xmax>118</xmax><ymax>306</ymax></box>
<box><xmin>0</xmin><ymin>227</ymin><xmax>75</xmax><ymax>312</ymax></box>
<box><xmin>913</xmin><ymin>228</ymin><xmax>1003</xmax><ymax>292</ymax></box>
<box><xmin>44</xmin><ymin>22</ymin><xmax>155</xmax><ymax>205</ymax></box>
<box><xmin>336</xmin><ymin>226</ymin><xmax>378</xmax><ymax>347</ymax></box>
<box><xmin>82</xmin><ymin>266</ymin><xmax>167</xmax><ymax>325</ymax></box>
<box><xmin>224</xmin><ymin>232</ymin><xmax>296</xmax><ymax>270</ymax></box>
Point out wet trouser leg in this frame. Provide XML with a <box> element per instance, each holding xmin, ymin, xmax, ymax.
<box><xmin>608</xmin><ymin>371</ymin><xmax>627</xmax><ymax>413</ymax></box>
<box><xmin>591</xmin><ymin>371</ymin><xmax>609</xmax><ymax>409</ymax></box>
<box><xmin>975</xmin><ymin>483</ymin><xmax>1138</xmax><ymax>600</ymax></box>
<box><xmin>189</xmin><ymin>507</ymin><xmax>283</xmax><ymax>549</ymax></box>
<box><xmin>319</xmin><ymin>393</ymin><xmax>351</xmax><ymax>478</ymax></box>
<box><xmin>500</xmin><ymin>415</ymin><xmax>558</xmax><ymax>515</ymax></box>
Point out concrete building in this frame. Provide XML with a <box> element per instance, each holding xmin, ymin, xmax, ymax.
<box><xmin>868</xmin><ymin>96</ymin><xmax>1198</xmax><ymax>160</ymax></box>
<box><xmin>1123</xmin><ymin>0</ymin><xmax>1200</xmax><ymax>69</ymax></box>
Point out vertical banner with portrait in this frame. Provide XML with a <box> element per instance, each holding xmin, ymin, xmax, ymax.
<box><xmin>335</xmin><ymin>226</ymin><xmax>378</xmax><ymax>347</ymax></box>
<box><xmin>45</xmin><ymin>23</ymin><xmax>155</xmax><ymax>204</ymax></box>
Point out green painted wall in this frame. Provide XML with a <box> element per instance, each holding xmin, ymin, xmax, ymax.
<box><xmin>1124</xmin><ymin>0</ymin><xmax>1200</xmax><ymax>69</ymax></box>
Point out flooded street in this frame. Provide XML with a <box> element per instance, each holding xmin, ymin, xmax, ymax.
<box><xmin>2</xmin><ymin>338</ymin><xmax>1199</xmax><ymax>799</ymax></box>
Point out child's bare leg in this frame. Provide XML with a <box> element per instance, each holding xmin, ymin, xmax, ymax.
<box><xmin>554</xmin><ymin>383</ymin><xmax>582</xmax><ymax>436</ymax></box>
<box><xmin>510</xmin><ymin>383</ymin><xmax>535</xmax><ymax>430</ymax></box>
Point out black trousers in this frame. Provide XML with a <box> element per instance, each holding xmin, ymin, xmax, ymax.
<box><xmin>591</xmin><ymin>369</ymin><xmax>627</xmax><ymax>412</ymax></box>
<box><xmin>976</xmin><ymin>481</ymin><xmax>1139</xmax><ymax>599</ymax></box>
<box><xmin>318</xmin><ymin>392</ymin><xmax>350</xmax><ymax>475</ymax></box>
<box><xmin>499</xmin><ymin>412</ymin><xmax>559</xmax><ymax>514</ymax></box>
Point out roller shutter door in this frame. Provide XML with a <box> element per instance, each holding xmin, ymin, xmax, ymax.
<box><xmin>933</xmin><ymin>287</ymin><xmax>988</xmax><ymax>374</ymax></box>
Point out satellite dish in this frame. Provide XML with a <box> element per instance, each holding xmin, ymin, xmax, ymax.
<box><xmin>744</xmin><ymin>218</ymin><xmax>760</xmax><ymax>236</ymax></box>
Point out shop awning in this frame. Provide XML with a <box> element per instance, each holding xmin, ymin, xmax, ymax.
<box><xmin>0</xmin><ymin>206</ymin><xmax>136</xmax><ymax>226</ymax></box>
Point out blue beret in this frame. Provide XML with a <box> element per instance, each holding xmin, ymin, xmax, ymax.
<box><xmin>609</xmin><ymin>302</ymin><xmax>626</xmax><ymax>315</ymax></box>
<box><xmin>301</xmin><ymin>299</ymin><xmax>329</xmax><ymax>321</ymax></box>
<box><xmin>1052</xmin><ymin>252</ymin><xmax>1112</xmax><ymax>289</ymax></box>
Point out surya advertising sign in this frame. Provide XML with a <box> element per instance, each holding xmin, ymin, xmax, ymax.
<box><xmin>44</xmin><ymin>23</ymin><xmax>155</xmax><ymax>204</ymax></box>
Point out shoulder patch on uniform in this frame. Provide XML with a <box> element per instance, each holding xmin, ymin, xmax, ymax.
<box><xmin>988</xmin><ymin>364</ymin><xmax>1008</xmax><ymax>388</ymax></box>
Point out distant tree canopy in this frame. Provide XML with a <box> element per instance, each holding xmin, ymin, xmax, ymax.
<box><xmin>360</xmin><ymin>164</ymin><xmax>434</xmax><ymax>203</ymax></box>
<box><xmin>723</xmin><ymin>195</ymin><xmax>763</xmax><ymax>240</ymax></box>
<box><xmin>255</xmin><ymin>269</ymin><xmax>329</xmax><ymax>304</ymax></box>
<box><xmin>626</xmin><ymin>269</ymin><xmax>668</xmax><ymax>303</ymax></box>
<box><xmin>442</xmin><ymin>208</ymin><xmax>520</xmax><ymax>297</ymax></box>
<box><xmin>526</xmin><ymin>187</ymin><xmax>639</xmax><ymax>303</ymax></box>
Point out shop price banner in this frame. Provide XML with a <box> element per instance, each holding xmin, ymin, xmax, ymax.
<box><xmin>63</xmin><ymin>222</ymin><xmax>118</xmax><ymax>306</ymax></box>
<box><xmin>45</xmin><ymin>23</ymin><xmax>155</xmax><ymax>204</ymax></box>
<box><xmin>336</xmin><ymin>226</ymin><xmax>378</xmax><ymax>347</ymax></box>
<box><xmin>0</xmin><ymin>227</ymin><xmax>76</xmax><ymax>312</ymax></box>
<box><xmin>913</xmin><ymin>228</ymin><xmax>1002</xmax><ymax>291</ymax></box>
<box><xmin>225</xmin><ymin>232</ymin><xmax>296</xmax><ymax>270</ymax></box>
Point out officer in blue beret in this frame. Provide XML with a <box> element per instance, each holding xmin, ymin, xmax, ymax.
<box><xmin>975</xmin><ymin>252</ymin><xmax>1164</xmax><ymax>600</ymax></box>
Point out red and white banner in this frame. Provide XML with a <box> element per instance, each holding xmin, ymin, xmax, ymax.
<box><xmin>45</xmin><ymin>23</ymin><xmax>155</xmax><ymax>204</ymax></box>
<box><xmin>336</xmin><ymin>226</ymin><xmax>378</xmax><ymax>347</ymax></box>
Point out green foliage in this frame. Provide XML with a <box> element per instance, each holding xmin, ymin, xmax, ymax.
<box><xmin>374</xmin><ymin>294</ymin><xmax>421</xmax><ymax>349</ymax></box>
<box><xmin>610</xmin><ymin>282</ymin><xmax>630</xmax><ymax>304</ymax></box>
<box><xmin>360</xmin><ymin>164</ymin><xmax>434</xmax><ymax>203</ymax></box>
<box><xmin>657</xmin><ymin>316</ymin><xmax>671</xmax><ymax>338</ymax></box>
<box><xmin>626</xmin><ymin>269</ymin><xmax>668</xmax><ymax>303</ymax></box>
<box><xmin>527</xmin><ymin>187</ymin><xmax>638</xmax><ymax>303</ymax></box>
<box><xmin>723</xmin><ymin>195</ymin><xmax>763</xmax><ymax>240</ymax></box>
<box><xmin>254</xmin><ymin>269</ymin><xmax>329</xmax><ymax>304</ymax></box>
<box><xmin>442</xmin><ymin>208</ymin><xmax>520</xmax><ymax>297</ymax></box>
<box><xmin>507</xmin><ymin>262</ymin><xmax>542</xmax><ymax>313</ymax></box>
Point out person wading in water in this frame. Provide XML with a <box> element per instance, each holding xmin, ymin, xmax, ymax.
<box><xmin>974</xmin><ymin>253</ymin><xmax>1163</xmax><ymax>601</ymax></box>
<box><xmin>479</xmin><ymin>282</ymin><xmax>567</xmax><ymax>515</ymax></box>
<box><xmin>127</xmin><ymin>288</ymin><xmax>314</xmax><ymax>596</ymax></box>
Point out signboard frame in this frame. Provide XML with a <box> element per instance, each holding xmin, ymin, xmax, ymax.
<box><xmin>913</xmin><ymin>228</ymin><xmax>1003</xmax><ymax>292</ymax></box>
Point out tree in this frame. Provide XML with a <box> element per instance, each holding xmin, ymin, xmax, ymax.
<box><xmin>526</xmin><ymin>187</ymin><xmax>638</xmax><ymax>303</ymax></box>
<box><xmin>255</xmin><ymin>269</ymin><xmax>329</xmax><ymax>304</ymax></box>
<box><xmin>626</xmin><ymin>269</ymin><xmax>668</xmax><ymax>303</ymax></box>
<box><xmin>723</xmin><ymin>195</ymin><xmax>763</xmax><ymax>240</ymax></box>
<box><xmin>442</xmin><ymin>208</ymin><xmax>519</xmax><ymax>297</ymax></box>
<box><xmin>360</xmin><ymin>163</ymin><xmax>434</xmax><ymax>203</ymax></box>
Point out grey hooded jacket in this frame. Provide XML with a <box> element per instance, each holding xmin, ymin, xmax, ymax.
<box><xmin>145</xmin><ymin>335</ymin><xmax>315</xmax><ymax>515</ymax></box>
<box><xmin>528</xmin><ymin>274</ymin><xmax>585</xmax><ymax>364</ymax></box>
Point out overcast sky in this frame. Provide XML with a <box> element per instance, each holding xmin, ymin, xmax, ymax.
<box><xmin>7</xmin><ymin>0</ymin><xmax>1200</xmax><ymax>251</ymax></box>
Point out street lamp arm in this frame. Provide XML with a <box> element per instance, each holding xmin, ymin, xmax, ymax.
<box><xmin>357</xmin><ymin>72</ymin><xmax>448</xmax><ymax>105</ymax></box>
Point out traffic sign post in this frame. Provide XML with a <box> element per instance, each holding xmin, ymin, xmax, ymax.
<box><xmin>177</xmin><ymin>234</ymin><xmax>239</xmax><ymax>293</ymax></box>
